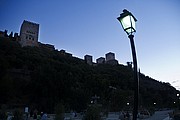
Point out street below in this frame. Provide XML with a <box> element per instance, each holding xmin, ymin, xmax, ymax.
<box><xmin>141</xmin><ymin>110</ymin><xmax>172</xmax><ymax>120</ymax></box>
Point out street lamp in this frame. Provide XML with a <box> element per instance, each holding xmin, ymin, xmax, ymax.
<box><xmin>117</xmin><ymin>9</ymin><xmax>139</xmax><ymax>120</ymax></box>
<box><xmin>177</xmin><ymin>94</ymin><xmax>179</xmax><ymax>98</ymax></box>
<box><xmin>177</xmin><ymin>93</ymin><xmax>180</xmax><ymax>109</ymax></box>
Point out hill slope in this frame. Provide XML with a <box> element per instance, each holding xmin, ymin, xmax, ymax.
<box><xmin>0</xmin><ymin>37</ymin><xmax>178</xmax><ymax>113</ymax></box>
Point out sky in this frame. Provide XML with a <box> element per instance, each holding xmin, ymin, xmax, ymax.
<box><xmin>0</xmin><ymin>0</ymin><xmax>180</xmax><ymax>90</ymax></box>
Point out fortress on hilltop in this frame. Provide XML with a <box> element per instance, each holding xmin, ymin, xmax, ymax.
<box><xmin>0</xmin><ymin>20</ymin><xmax>39</xmax><ymax>47</ymax></box>
<box><xmin>0</xmin><ymin>20</ymin><xmax>55</xmax><ymax>51</ymax></box>
<box><xmin>0</xmin><ymin>20</ymin><xmax>129</xmax><ymax>66</ymax></box>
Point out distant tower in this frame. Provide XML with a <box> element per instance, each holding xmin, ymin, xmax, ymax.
<box><xmin>96</xmin><ymin>57</ymin><xmax>105</xmax><ymax>64</ymax></box>
<box><xmin>84</xmin><ymin>55</ymin><xmax>93</xmax><ymax>65</ymax></box>
<box><xmin>105</xmin><ymin>52</ymin><xmax>118</xmax><ymax>65</ymax></box>
<box><xmin>105</xmin><ymin>52</ymin><xmax>115</xmax><ymax>61</ymax></box>
<box><xmin>19</xmin><ymin>20</ymin><xmax>39</xmax><ymax>47</ymax></box>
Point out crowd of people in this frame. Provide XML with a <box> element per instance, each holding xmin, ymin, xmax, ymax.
<box><xmin>25</xmin><ymin>110</ymin><xmax>48</xmax><ymax>120</ymax></box>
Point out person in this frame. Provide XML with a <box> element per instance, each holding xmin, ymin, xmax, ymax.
<box><xmin>119</xmin><ymin>111</ymin><xmax>125</xmax><ymax>120</ymax></box>
<box><xmin>25</xmin><ymin>112</ymin><xmax>28</xmax><ymax>120</ymax></box>
<box><xmin>33</xmin><ymin>112</ymin><xmax>37</xmax><ymax>119</ymax></box>
<box><xmin>30</xmin><ymin>110</ymin><xmax>33</xmax><ymax>117</ymax></box>
<box><xmin>37</xmin><ymin>113</ymin><xmax>41</xmax><ymax>120</ymax></box>
<box><xmin>74</xmin><ymin>112</ymin><xmax>77</xmax><ymax>117</ymax></box>
<box><xmin>126</xmin><ymin>111</ymin><xmax>130</xmax><ymax>120</ymax></box>
<box><xmin>25</xmin><ymin>107</ymin><xmax>29</xmax><ymax>120</ymax></box>
<box><xmin>7</xmin><ymin>112</ymin><xmax>13</xmax><ymax>120</ymax></box>
<box><xmin>33</xmin><ymin>109</ymin><xmax>38</xmax><ymax>119</ymax></box>
<box><xmin>41</xmin><ymin>113</ymin><xmax>47</xmax><ymax>120</ymax></box>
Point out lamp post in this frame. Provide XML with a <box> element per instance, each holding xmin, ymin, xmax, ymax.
<box><xmin>177</xmin><ymin>93</ymin><xmax>180</xmax><ymax>109</ymax></box>
<box><xmin>117</xmin><ymin>9</ymin><xmax>139</xmax><ymax>120</ymax></box>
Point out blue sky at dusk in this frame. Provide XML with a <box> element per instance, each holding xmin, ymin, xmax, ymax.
<box><xmin>0</xmin><ymin>0</ymin><xmax>180</xmax><ymax>89</ymax></box>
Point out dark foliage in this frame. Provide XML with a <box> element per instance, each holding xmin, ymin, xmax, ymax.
<box><xmin>0</xmin><ymin>37</ymin><xmax>178</xmax><ymax>113</ymax></box>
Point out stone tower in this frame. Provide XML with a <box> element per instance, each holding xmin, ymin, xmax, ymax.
<box><xmin>20</xmin><ymin>20</ymin><xmax>39</xmax><ymax>47</ymax></box>
<box><xmin>96</xmin><ymin>57</ymin><xmax>105</xmax><ymax>64</ymax></box>
<box><xmin>105</xmin><ymin>52</ymin><xmax>115</xmax><ymax>61</ymax></box>
<box><xmin>84</xmin><ymin>55</ymin><xmax>93</xmax><ymax>65</ymax></box>
<box><xmin>105</xmin><ymin>52</ymin><xmax>118</xmax><ymax>65</ymax></box>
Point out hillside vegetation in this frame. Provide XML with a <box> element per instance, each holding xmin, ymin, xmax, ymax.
<box><xmin>0</xmin><ymin>37</ymin><xmax>178</xmax><ymax>113</ymax></box>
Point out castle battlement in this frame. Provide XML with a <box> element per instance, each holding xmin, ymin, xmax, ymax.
<box><xmin>84</xmin><ymin>52</ymin><xmax>119</xmax><ymax>66</ymax></box>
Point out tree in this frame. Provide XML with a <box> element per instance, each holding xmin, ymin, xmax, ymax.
<box><xmin>55</xmin><ymin>102</ymin><xmax>65</xmax><ymax>120</ymax></box>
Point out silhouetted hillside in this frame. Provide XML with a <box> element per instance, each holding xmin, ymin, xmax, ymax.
<box><xmin>0</xmin><ymin>37</ymin><xmax>178</xmax><ymax>113</ymax></box>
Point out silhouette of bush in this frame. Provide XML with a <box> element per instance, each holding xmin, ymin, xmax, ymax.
<box><xmin>174</xmin><ymin>114</ymin><xmax>180</xmax><ymax>120</ymax></box>
<box><xmin>12</xmin><ymin>109</ymin><xmax>23</xmax><ymax>120</ymax></box>
<box><xmin>0</xmin><ymin>110</ymin><xmax>6</xmax><ymax>120</ymax></box>
<box><xmin>55</xmin><ymin>103</ymin><xmax>64</xmax><ymax>120</ymax></box>
<box><xmin>84</xmin><ymin>105</ymin><xmax>101</xmax><ymax>120</ymax></box>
